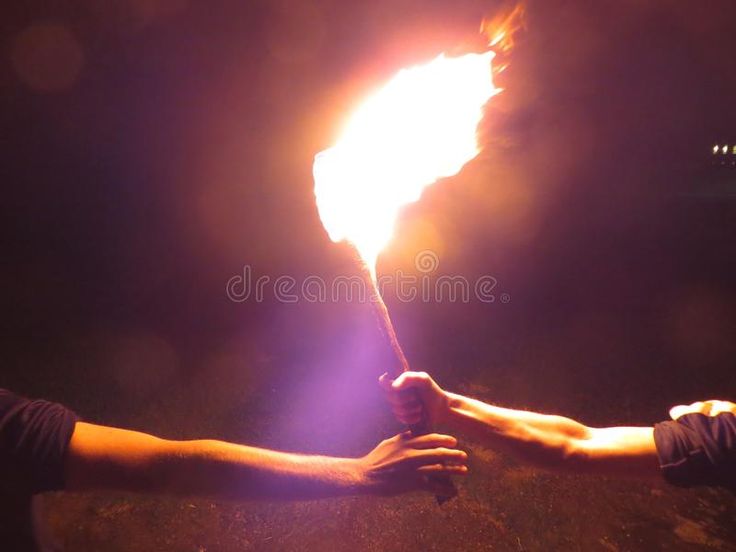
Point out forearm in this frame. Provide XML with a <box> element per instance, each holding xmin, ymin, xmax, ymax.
<box><xmin>442</xmin><ymin>392</ymin><xmax>658</xmax><ymax>476</ymax></box>
<box><xmin>444</xmin><ymin>392</ymin><xmax>586</xmax><ymax>468</ymax></box>
<box><xmin>66</xmin><ymin>422</ymin><xmax>366</xmax><ymax>500</ymax></box>
<box><xmin>161</xmin><ymin>439</ymin><xmax>366</xmax><ymax>500</ymax></box>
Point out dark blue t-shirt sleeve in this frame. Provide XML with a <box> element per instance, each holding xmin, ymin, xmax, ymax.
<box><xmin>0</xmin><ymin>389</ymin><xmax>79</xmax><ymax>494</ymax></box>
<box><xmin>653</xmin><ymin>412</ymin><xmax>736</xmax><ymax>490</ymax></box>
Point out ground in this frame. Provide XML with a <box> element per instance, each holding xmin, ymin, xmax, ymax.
<box><xmin>26</xmin><ymin>346</ymin><xmax>736</xmax><ymax>551</ymax></box>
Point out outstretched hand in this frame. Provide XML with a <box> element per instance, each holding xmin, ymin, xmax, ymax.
<box><xmin>358</xmin><ymin>431</ymin><xmax>467</xmax><ymax>496</ymax></box>
<box><xmin>379</xmin><ymin>371</ymin><xmax>452</xmax><ymax>427</ymax></box>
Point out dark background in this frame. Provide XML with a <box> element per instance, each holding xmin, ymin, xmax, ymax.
<box><xmin>2</xmin><ymin>0</ymin><xmax>736</xmax><ymax>550</ymax></box>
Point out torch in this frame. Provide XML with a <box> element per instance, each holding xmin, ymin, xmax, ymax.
<box><xmin>348</xmin><ymin>243</ymin><xmax>458</xmax><ymax>502</ymax></box>
<box><xmin>312</xmin><ymin>10</ymin><xmax>523</xmax><ymax>502</ymax></box>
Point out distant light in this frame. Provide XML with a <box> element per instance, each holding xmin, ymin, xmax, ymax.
<box><xmin>713</xmin><ymin>145</ymin><xmax>720</xmax><ymax>154</ymax></box>
<box><xmin>723</xmin><ymin>145</ymin><xmax>729</xmax><ymax>154</ymax></box>
<box><xmin>733</xmin><ymin>145</ymin><xmax>736</xmax><ymax>155</ymax></box>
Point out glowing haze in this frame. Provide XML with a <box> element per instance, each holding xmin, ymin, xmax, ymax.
<box><xmin>313</xmin><ymin>50</ymin><xmax>498</xmax><ymax>279</ymax></box>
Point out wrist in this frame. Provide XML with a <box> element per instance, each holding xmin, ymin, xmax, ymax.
<box><xmin>346</xmin><ymin>457</ymin><xmax>374</xmax><ymax>495</ymax></box>
<box><xmin>438</xmin><ymin>391</ymin><xmax>461</xmax><ymax>422</ymax></box>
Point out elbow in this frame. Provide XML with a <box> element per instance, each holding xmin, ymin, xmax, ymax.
<box><xmin>555</xmin><ymin>438</ymin><xmax>599</xmax><ymax>473</ymax></box>
<box><xmin>552</xmin><ymin>416</ymin><xmax>593</xmax><ymax>440</ymax></box>
<box><xmin>559</xmin><ymin>440</ymin><xmax>585</xmax><ymax>466</ymax></box>
<box><xmin>127</xmin><ymin>439</ymin><xmax>191</xmax><ymax>494</ymax></box>
<box><xmin>525</xmin><ymin>437</ymin><xmax>592</xmax><ymax>473</ymax></box>
<box><xmin>547</xmin><ymin>420</ymin><xmax>596</xmax><ymax>471</ymax></box>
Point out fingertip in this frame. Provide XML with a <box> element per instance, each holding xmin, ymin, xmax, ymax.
<box><xmin>447</xmin><ymin>465</ymin><xmax>469</xmax><ymax>476</ymax></box>
<box><xmin>433</xmin><ymin>434</ymin><xmax>457</xmax><ymax>448</ymax></box>
<box><xmin>446</xmin><ymin>448</ymin><xmax>467</xmax><ymax>460</ymax></box>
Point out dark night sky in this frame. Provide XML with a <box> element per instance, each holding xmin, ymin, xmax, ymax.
<box><xmin>2</xmin><ymin>0</ymin><xmax>736</xmax><ymax>447</ymax></box>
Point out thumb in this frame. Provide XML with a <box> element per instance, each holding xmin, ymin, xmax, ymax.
<box><xmin>392</xmin><ymin>371</ymin><xmax>428</xmax><ymax>392</ymax></box>
<box><xmin>378</xmin><ymin>372</ymin><xmax>394</xmax><ymax>391</ymax></box>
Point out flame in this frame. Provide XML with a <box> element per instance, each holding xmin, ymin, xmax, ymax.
<box><xmin>481</xmin><ymin>3</ymin><xmax>526</xmax><ymax>54</ymax></box>
<box><xmin>313</xmin><ymin>51</ymin><xmax>498</xmax><ymax>279</ymax></box>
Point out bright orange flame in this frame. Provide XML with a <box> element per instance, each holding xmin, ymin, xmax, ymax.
<box><xmin>313</xmin><ymin>51</ymin><xmax>498</xmax><ymax>279</ymax></box>
<box><xmin>481</xmin><ymin>3</ymin><xmax>526</xmax><ymax>54</ymax></box>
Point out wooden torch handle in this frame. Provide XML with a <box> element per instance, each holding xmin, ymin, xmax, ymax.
<box><xmin>354</xmin><ymin>254</ymin><xmax>457</xmax><ymax>503</ymax></box>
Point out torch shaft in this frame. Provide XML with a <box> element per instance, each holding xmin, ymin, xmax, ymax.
<box><xmin>368</xmin><ymin>283</ymin><xmax>410</xmax><ymax>377</ymax></box>
<box><xmin>368</xmin><ymin>288</ymin><xmax>432</xmax><ymax>435</ymax></box>
<box><xmin>353</xmin><ymin>254</ymin><xmax>427</xmax><ymax>422</ymax></box>
<box><xmin>354</xmin><ymin>255</ymin><xmax>456</xmax><ymax>502</ymax></box>
<box><xmin>351</xmin><ymin>254</ymin><xmax>409</xmax><ymax>377</ymax></box>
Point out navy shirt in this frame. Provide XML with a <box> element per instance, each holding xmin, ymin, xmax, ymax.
<box><xmin>654</xmin><ymin>412</ymin><xmax>736</xmax><ymax>490</ymax></box>
<box><xmin>0</xmin><ymin>389</ymin><xmax>79</xmax><ymax>550</ymax></box>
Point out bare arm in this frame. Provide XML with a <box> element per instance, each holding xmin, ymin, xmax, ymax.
<box><xmin>65</xmin><ymin>422</ymin><xmax>467</xmax><ymax>500</ymax></box>
<box><xmin>443</xmin><ymin>392</ymin><xmax>658</xmax><ymax>477</ymax></box>
<box><xmin>381</xmin><ymin>372</ymin><xmax>660</xmax><ymax>478</ymax></box>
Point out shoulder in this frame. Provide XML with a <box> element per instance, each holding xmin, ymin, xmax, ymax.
<box><xmin>654</xmin><ymin>406</ymin><xmax>736</xmax><ymax>490</ymax></box>
<box><xmin>0</xmin><ymin>388</ymin><xmax>32</xmax><ymax>424</ymax></box>
<box><xmin>0</xmin><ymin>388</ymin><xmax>80</xmax><ymax>494</ymax></box>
